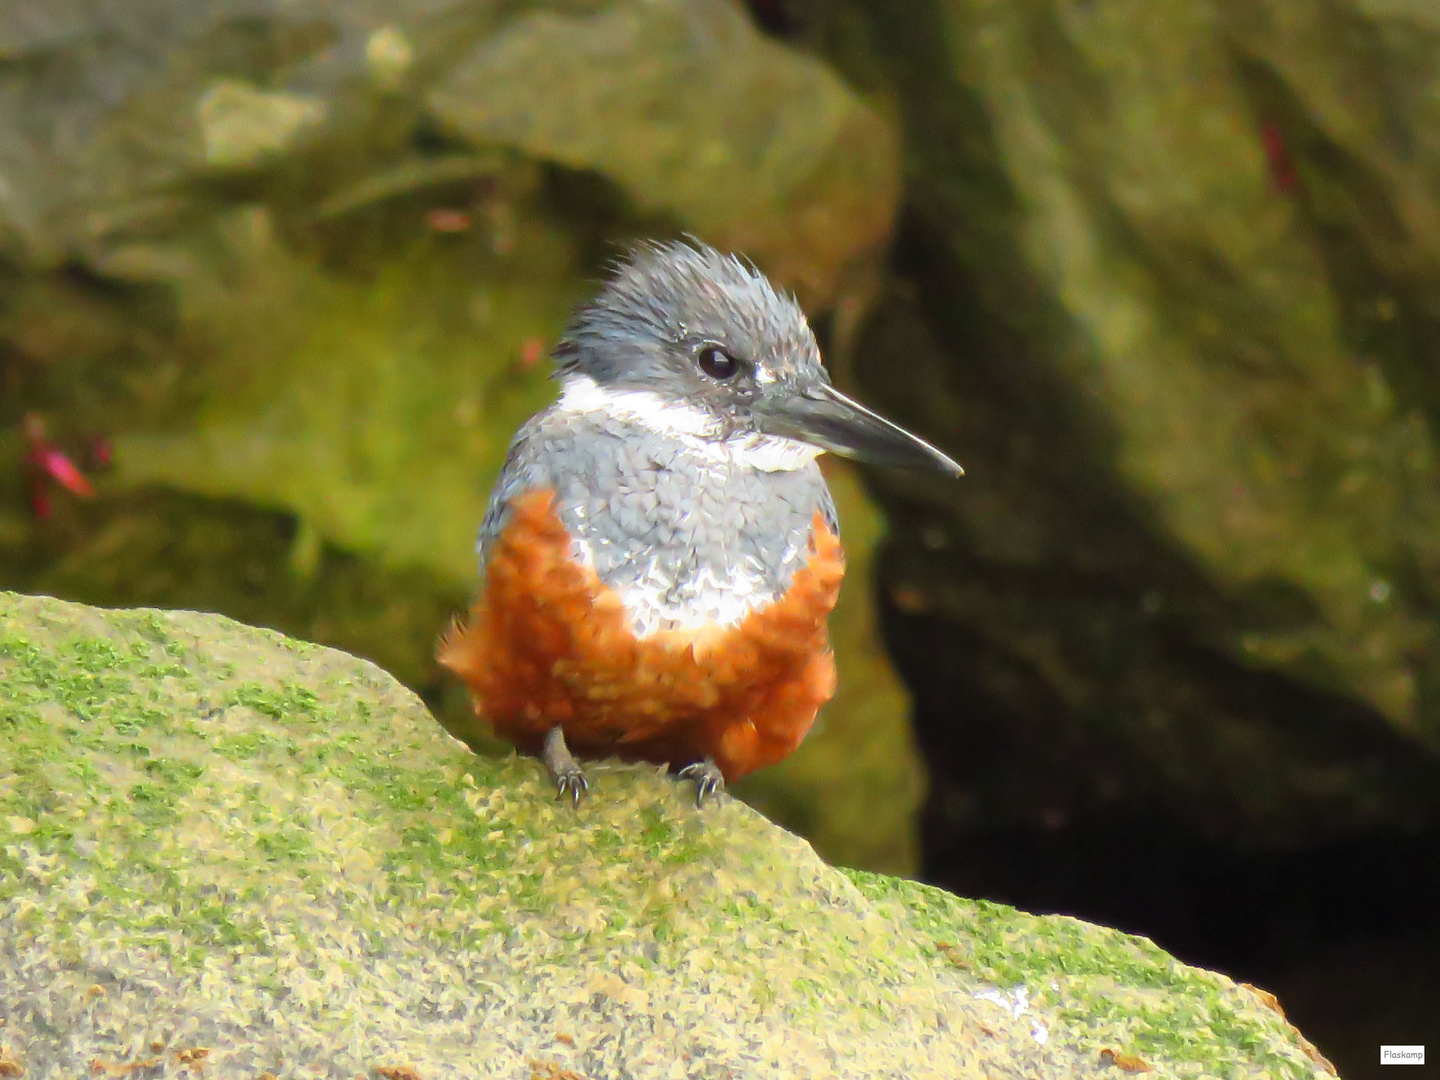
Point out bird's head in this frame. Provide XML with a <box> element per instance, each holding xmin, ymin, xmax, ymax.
<box><xmin>552</xmin><ymin>241</ymin><xmax>963</xmax><ymax>476</ymax></box>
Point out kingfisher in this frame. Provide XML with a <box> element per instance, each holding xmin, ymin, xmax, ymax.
<box><xmin>439</xmin><ymin>241</ymin><xmax>962</xmax><ymax>807</ymax></box>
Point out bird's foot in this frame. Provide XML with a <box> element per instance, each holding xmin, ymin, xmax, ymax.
<box><xmin>677</xmin><ymin>758</ymin><xmax>725</xmax><ymax>808</ymax></box>
<box><xmin>542</xmin><ymin>727</ymin><xmax>589</xmax><ymax>808</ymax></box>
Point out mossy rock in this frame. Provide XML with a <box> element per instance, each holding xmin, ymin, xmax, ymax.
<box><xmin>0</xmin><ymin>454</ymin><xmax>926</xmax><ymax>878</ymax></box>
<box><xmin>769</xmin><ymin>0</ymin><xmax>1440</xmax><ymax>846</ymax></box>
<box><xmin>1</xmin><ymin>593</ymin><xmax>1333</xmax><ymax>1078</ymax></box>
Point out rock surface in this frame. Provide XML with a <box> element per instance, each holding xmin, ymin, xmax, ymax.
<box><xmin>1</xmin><ymin>592</ymin><xmax>1333</xmax><ymax>1079</ymax></box>
<box><xmin>781</xmin><ymin>0</ymin><xmax>1440</xmax><ymax>847</ymax></box>
<box><xmin>428</xmin><ymin>0</ymin><xmax>897</xmax><ymax>306</ymax></box>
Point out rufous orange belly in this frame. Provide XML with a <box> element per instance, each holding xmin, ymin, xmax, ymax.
<box><xmin>437</xmin><ymin>489</ymin><xmax>845</xmax><ymax>782</ymax></box>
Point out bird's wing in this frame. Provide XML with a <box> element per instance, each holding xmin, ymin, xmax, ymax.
<box><xmin>476</xmin><ymin>411</ymin><xmax>560</xmax><ymax>578</ymax></box>
<box><xmin>816</xmin><ymin>480</ymin><xmax>839</xmax><ymax>539</ymax></box>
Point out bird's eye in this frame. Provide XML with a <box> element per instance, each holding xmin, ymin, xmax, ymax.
<box><xmin>697</xmin><ymin>346</ymin><xmax>740</xmax><ymax>381</ymax></box>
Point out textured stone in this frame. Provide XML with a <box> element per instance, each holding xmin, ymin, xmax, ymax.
<box><xmin>786</xmin><ymin>0</ymin><xmax>1440</xmax><ymax>844</ymax></box>
<box><xmin>0</xmin><ymin>593</ymin><xmax>1334</xmax><ymax>1080</ymax></box>
<box><xmin>196</xmin><ymin>81</ymin><xmax>327</xmax><ymax>168</ymax></box>
<box><xmin>428</xmin><ymin>0</ymin><xmax>898</xmax><ymax>307</ymax></box>
<box><xmin>0</xmin><ymin>0</ymin><xmax>896</xmax><ymax>303</ymax></box>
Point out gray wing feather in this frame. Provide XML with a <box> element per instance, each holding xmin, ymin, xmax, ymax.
<box><xmin>816</xmin><ymin>483</ymin><xmax>839</xmax><ymax>538</ymax></box>
<box><xmin>476</xmin><ymin>414</ymin><xmax>555</xmax><ymax>576</ymax></box>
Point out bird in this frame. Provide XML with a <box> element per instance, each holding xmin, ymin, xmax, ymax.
<box><xmin>438</xmin><ymin>241</ymin><xmax>962</xmax><ymax>807</ymax></box>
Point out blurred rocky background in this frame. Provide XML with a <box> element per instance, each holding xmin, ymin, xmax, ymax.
<box><xmin>0</xmin><ymin>0</ymin><xmax>1437</xmax><ymax>1075</ymax></box>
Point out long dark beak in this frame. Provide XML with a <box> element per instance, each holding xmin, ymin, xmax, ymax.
<box><xmin>754</xmin><ymin>382</ymin><xmax>964</xmax><ymax>477</ymax></box>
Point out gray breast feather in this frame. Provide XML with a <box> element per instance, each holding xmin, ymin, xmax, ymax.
<box><xmin>476</xmin><ymin>406</ymin><xmax>838</xmax><ymax>636</ymax></box>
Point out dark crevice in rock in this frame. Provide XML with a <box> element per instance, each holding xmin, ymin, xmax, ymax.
<box><xmin>884</xmin><ymin>591</ymin><xmax>1440</xmax><ymax>842</ymax></box>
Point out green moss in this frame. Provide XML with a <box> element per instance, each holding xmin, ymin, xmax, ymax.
<box><xmin>143</xmin><ymin>757</ymin><xmax>205</xmax><ymax>783</ymax></box>
<box><xmin>842</xmin><ymin>868</ymin><xmax>1328</xmax><ymax>1078</ymax></box>
<box><xmin>230</xmin><ymin>680</ymin><xmax>320</xmax><ymax>719</ymax></box>
<box><xmin>0</xmin><ymin>593</ymin><xmax>1334</xmax><ymax>1077</ymax></box>
<box><xmin>254</xmin><ymin>823</ymin><xmax>313</xmax><ymax>861</ymax></box>
<box><xmin>638</xmin><ymin>805</ymin><xmax>677</xmax><ymax>852</ymax></box>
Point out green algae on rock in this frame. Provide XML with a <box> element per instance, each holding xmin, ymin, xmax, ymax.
<box><xmin>108</xmin><ymin>202</ymin><xmax>581</xmax><ymax>587</ymax></box>
<box><xmin>845</xmin><ymin>871</ymin><xmax>1337</xmax><ymax>1079</ymax></box>
<box><xmin>1</xmin><ymin>593</ymin><xmax>1334</xmax><ymax>1079</ymax></box>
<box><xmin>940</xmin><ymin>0</ymin><xmax>1440</xmax><ymax>732</ymax></box>
<box><xmin>772</xmin><ymin>0</ymin><xmax>1440</xmax><ymax>847</ymax></box>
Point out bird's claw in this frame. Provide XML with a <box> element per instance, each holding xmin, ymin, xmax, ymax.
<box><xmin>543</xmin><ymin>726</ymin><xmax>589</xmax><ymax>808</ymax></box>
<box><xmin>678</xmin><ymin>759</ymin><xmax>725</xmax><ymax>808</ymax></box>
<box><xmin>553</xmin><ymin>767</ymin><xmax>589</xmax><ymax>808</ymax></box>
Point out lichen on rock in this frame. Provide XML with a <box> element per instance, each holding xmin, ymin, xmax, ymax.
<box><xmin>0</xmin><ymin>592</ymin><xmax>1335</xmax><ymax>1078</ymax></box>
